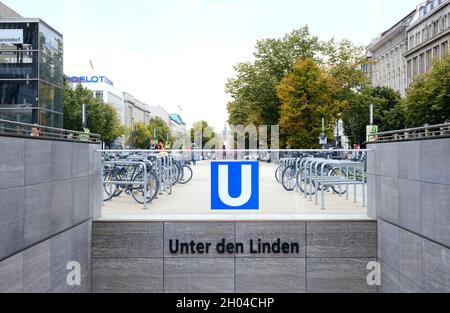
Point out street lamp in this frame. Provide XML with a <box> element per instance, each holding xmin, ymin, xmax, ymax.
<box><xmin>82</xmin><ymin>103</ymin><xmax>86</xmax><ymax>130</ymax></box>
<box><xmin>131</xmin><ymin>118</ymin><xmax>135</xmax><ymax>149</ymax></box>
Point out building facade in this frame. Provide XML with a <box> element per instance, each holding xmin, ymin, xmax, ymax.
<box><xmin>169</xmin><ymin>113</ymin><xmax>187</xmax><ymax>135</ymax></box>
<box><xmin>149</xmin><ymin>105</ymin><xmax>170</xmax><ymax>125</ymax></box>
<box><xmin>368</xmin><ymin>0</ymin><xmax>449</xmax><ymax>97</ymax></box>
<box><xmin>405</xmin><ymin>0</ymin><xmax>450</xmax><ymax>86</ymax></box>
<box><xmin>367</xmin><ymin>11</ymin><xmax>415</xmax><ymax>97</ymax></box>
<box><xmin>123</xmin><ymin>92</ymin><xmax>151</xmax><ymax>130</ymax></box>
<box><xmin>67</xmin><ymin>75</ymin><xmax>125</xmax><ymax>125</ymax></box>
<box><xmin>0</xmin><ymin>18</ymin><xmax>64</xmax><ymax>128</ymax></box>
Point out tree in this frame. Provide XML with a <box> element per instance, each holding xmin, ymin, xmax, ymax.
<box><xmin>126</xmin><ymin>117</ymin><xmax>172</xmax><ymax>149</ymax></box>
<box><xmin>371</xmin><ymin>87</ymin><xmax>404</xmax><ymax>132</ymax></box>
<box><xmin>341</xmin><ymin>86</ymin><xmax>404</xmax><ymax>145</ymax></box>
<box><xmin>226</xmin><ymin>26</ymin><xmax>323</xmax><ymax>128</ymax></box>
<box><xmin>190</xmin><ymin>120</ymin><xmax>216</xmax><ymax>148</ymax></box>
<box><xmin>126</xmin><ymin>122</ymin><xmax>150</xmax><ymax>149</ymax></box>
<box><xmin>147</xmin><ymin>117</ymin><xmax>172</xmax><ymax>143</ymax></box>
<box><xmin>63</xmin><ymin>80</ymin><xmax>123</xmax><ymax>145</ymax></box>
<box><xmin>404</xmin><ymin>54</ymin><xmax>450</xmax><ymax>127</ymax></box>
<box><xmin>277</xmin><ymin>58</ymin><xmax>339</xmax><ymax>148</ymax></box>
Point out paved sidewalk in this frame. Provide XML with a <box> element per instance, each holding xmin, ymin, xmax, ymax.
<box><xmin>101</xmin><ymin>161</ymin><xmax>369</xmax><ymax>220</ymax></box>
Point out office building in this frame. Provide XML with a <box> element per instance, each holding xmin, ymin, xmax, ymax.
<box><xmin>0</xmin><ymin>13</ymin><xmax>64</xmax><ymax>128</ymax></box>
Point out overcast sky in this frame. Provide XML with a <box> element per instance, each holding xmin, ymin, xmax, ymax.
<box><xmin>4</xmin><ymin>0</ymin><xmax>421</xmax><ymax>130</ymax></box>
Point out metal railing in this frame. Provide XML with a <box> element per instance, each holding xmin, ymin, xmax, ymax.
<box><xmin>372</xmin><ymin>123</ymin><xmax>450</xmax><ymax>143</ymax></box>
<box><xmin>276</xmin><ymin>152</ymin><xmax>368</xmax><ymax>210</ymax></box>
<box><xmin>0</xmin><ymin>119</ymin><xmax>102</xmax><ymax>143</ymax></box>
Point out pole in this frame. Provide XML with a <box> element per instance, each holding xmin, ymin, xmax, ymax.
<box><xmin>370</xmin><ymin>103</ymin><xmax>374</xmax><ymax>126</ymax></box>
<box><xmin>131</xmin><ymin>118</ymin><xmax>135</xmax><ymax>149</ymax></box>
<box><xmin>154</xmin><ymin>128</ymin><xmax>157</xmax><ymax>140</ymax></box>
<box><xmin>321</xmin><ymin>117</ymin><xmax>325</xmax><ymax>149</ymax></box>
<box><xmin>82</xmin><ymin>104</ymin><xmax>86</xmax><ymax>129</ymax></box>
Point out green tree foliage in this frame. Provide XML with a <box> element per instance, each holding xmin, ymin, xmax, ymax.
<box><xmin>277</xmin><ymin>58</ymin><xmax>339</xmax><ymax>148</ymax></box>
<box><xmin>226</xmin><ymin>26</ymin><xmax>323</xmax><ymax>127</ymax></box>
<box><xmin>148</xmin><ymin>117</ymin><xmax>172</xmax><ymax>142</ymax></box>
<box><xmin>404</xmin><ymin>55</ymin><xmax>450</xmax><ymax>127</ymax></box>
<box><xmin>342</xmin><ymin>86</ymin><xmax>403</xmax><ymax>144</ymax></box>
<box><xmin>63</xmin><ymin>80</ymin><xmax>123</xmax><ymax>144</ymax></box>
<box><xmin>126</xmin><ymin>117</ymin><xmax>172</xmax><ymax>149</ymax></box>
<box><xmin>190</xmin><ymin>120</ymin><xmax>216</xmax><ymax>148</ymax></box>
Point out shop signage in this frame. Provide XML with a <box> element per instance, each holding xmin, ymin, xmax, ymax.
<box><xmin>0</xmin><ymin>29</ymin><xmax>23</xmax><ymax>45</ymax></box>
<box><xmin>67</xmin><ymin>75</ymin><xmax>114</xmax><ymax>86</ymax></box>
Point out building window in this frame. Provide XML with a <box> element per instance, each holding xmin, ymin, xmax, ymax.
<box><xmin>433</xmin><ymin>45</ymin><xmax>440</xmax><ymax>59</ymax></box>
<box><xmin>94</xmin><ymin>91</ymin><xmax>103</xmax><ymax>99</ymax></box>
<box><xmin>442</xmin><ymin>41</ymin><xmax>449</xmax><ymax>57</ymax></box>
<box><xmin>419</xmin><ymin>53</ymin><xmax>425</xmax><ymax>74</ymax></box>
<box><xmin>426</xmin><ymin>50</ymin><xmax>432</xmax><ymax>71</ymax></box>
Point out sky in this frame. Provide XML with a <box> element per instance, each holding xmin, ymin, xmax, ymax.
<box><xmin>3</xmin><ymin>0</ymin><xmax>421</xmax><ymax>130</ymax></box>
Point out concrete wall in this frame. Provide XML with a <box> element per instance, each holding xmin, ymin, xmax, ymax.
<box><xmin>368</xmin><ymin>138</ymin><xmax>450</xmax><ymax>293</ymax></box>
<box><xmin>0</xmin><ymin>136</ymin><xmax>102</xmax><ymax>293</ymax></box>
<box><xmin>92</xmin><ymin>221</ymin><xmax>378</xmax><ymax>293</ymax></box>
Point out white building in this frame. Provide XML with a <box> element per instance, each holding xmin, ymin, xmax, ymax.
<box><xmin>149</xmin><ymin>105</ymin><xmax>170</xmax><ymax>125</ymax></box>
<box><xmin>367</xmin><ymin>0</ymin><xmax>449</xmax><ymax>96</ymax></box>
<box><xmin>67</xmin><ymin>75</ymin><xmax>125</xmax><ymax>124</ymax></box>
<box><xmin>123</xmin><ymin>92</ymin><xmax>151</xmax><ymax>129</ymax></box>
<box><xmin>367</xmin><ymin>11</ymin><xmax>415</xmax><ymax>97</ymax></box>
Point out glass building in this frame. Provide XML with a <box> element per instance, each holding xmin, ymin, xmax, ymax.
<box><xmin>0</xmin><ymin>19</ymin><xmax>63</xmax><ymax>128</ymax></box>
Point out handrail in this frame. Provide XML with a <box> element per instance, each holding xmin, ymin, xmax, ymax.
<box><xmin>0</xmin><ymin>119</ymin><xmax>102</xmax><ymax>143</ymax></box>
<box><xmin>372</xmin><ymin>122</ymin><xmax>450</xmax><ymax>143</ymax></box>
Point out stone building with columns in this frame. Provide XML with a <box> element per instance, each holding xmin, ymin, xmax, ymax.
<box><xmin>367</xmin><ymin>0</ymin><xmax>449</xmax><ymax>97</ymax></box>
<box><xmin>405</xmin><ymin>0</ymin><xmax>450</xmax><ymax>87</ymax></box>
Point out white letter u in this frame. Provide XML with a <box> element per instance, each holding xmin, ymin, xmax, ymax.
<box><xmin>218</xmin><ymin>165</ymin><xmax>252</xmax><ymax>207</ymax></box>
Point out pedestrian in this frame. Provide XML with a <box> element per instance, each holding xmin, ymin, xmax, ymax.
<box><xmin>157</xmin><ymin>138</ymin><xmax>166</xmax><ymax>151</ymax></box>
<box><xmin>191</xmin><ymin>144</ymin><xmax>196</xmax><ymax>166</ymax></box>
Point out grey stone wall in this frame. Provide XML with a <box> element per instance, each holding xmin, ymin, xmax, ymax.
<box><xmin>368</xmin><ymin>139</ymin><xmax>450</xmax><ymax>293</ymax></box>
<box><xmin>92</xmin><ymin>221</ymin><xmax>378</xmax><ymax>293</ymax></box>
<box><xmin>0</xmin><ymin>136</ymin><xmax>102</xmax><ymax>293</ymax></box>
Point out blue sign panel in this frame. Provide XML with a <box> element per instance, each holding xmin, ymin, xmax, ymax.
<box><xmin>211</xmin><ymin>161</ymin><xmax>259</xmax><ymax>210</ymax></box>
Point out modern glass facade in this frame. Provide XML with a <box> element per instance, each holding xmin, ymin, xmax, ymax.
<box><xmin>0</xmin><ymin>19</ymin><xmax>63</xmax><ymax>128</ymax></box>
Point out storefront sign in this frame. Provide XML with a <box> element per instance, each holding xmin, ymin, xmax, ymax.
<box><xmin>0</xmin><ymin>29</ymin><xmax>23</xmax><ymax>45</ymax></box>
<box><xmin>67</xmin><ymin>75</ymin><xmax>114</xmax><ymax>86</ymax></box>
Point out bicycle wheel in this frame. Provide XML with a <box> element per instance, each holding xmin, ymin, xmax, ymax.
<box><xmin>131</xmin><ymin>170</ymin><xmax>160</xmax><ymax>204</ymax></box>
<box><xmin>275</xmin><ymin>165</ymin><xmax>283</xmax><ymax>183</ymax></box>
<box><xmin>329</xmin><ymin>168</ymin><xmax>348</xmax><ymax>195</ymax></box>
<box><xmin>170</xmin><ymin>164</ymin><xmax>180</xmax><ymax>186</ymax></box>
<box><xmin>296</xmin><ymin>168</ymin><xmax>316</xmax><ymax>196</ymax></box>
<box><xmin>178</xmin><ymin>165</ymin><xmax>193</xmax><ymax>184</ymax></box>
<box><xmin>103</xmin><ymin>171</ymin><xmax>116</xmax><ymax>201</ymax></box>
<box><xmin>281</xmin><ymin>166</ymin><xmax>297</xmax><ymax>191</ymax></box>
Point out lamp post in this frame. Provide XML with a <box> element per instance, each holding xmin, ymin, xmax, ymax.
<box><xmin>82</xmin><ymin>103</ymin><xmax>86</xmax><ymax>130</ymax></box>
<box><xmin>370</xmin><ymin>103</ymin><xmax>374</xmax><ymax>126</ymax></box>
<box><xmin>131</xmin><ymin>118</ymin><xmax>135</xmax><ymax>149</ymax></box>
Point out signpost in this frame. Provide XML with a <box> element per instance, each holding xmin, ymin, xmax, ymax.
<box><xmin>366</xmin><ymin>125</ymin><xmax>379</xmax><ymax>142</ymax></box>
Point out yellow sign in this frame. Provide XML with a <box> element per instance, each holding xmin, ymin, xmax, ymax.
<box><xmin>366</xmin><ymin>125</ymin><xmax>379</xmax><ymax>142</ymax></box>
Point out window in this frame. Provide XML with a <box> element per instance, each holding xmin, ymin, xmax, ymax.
<box><xmin>94</xmin><ymin>91</ymin><xmax>103</xmax><ymax>99</ymax></box>
<box><xmin>426</xmin><ymin>50</ymin><xmax>432</xmax><ymax>71</ymax></box>
<box><xmin>419</xmin><ymin>53</ymin><xmax>425</xmax><ymax>74</ymax></box>
<box><xmin>442</xmin><ymin>41</ymin><xmax>449</xmax><ymax>57</ymax></box>
<box><xmin>433</xmin><ymin>45</ymin><xmax>440</xmax><ymax>58</ymax></box>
